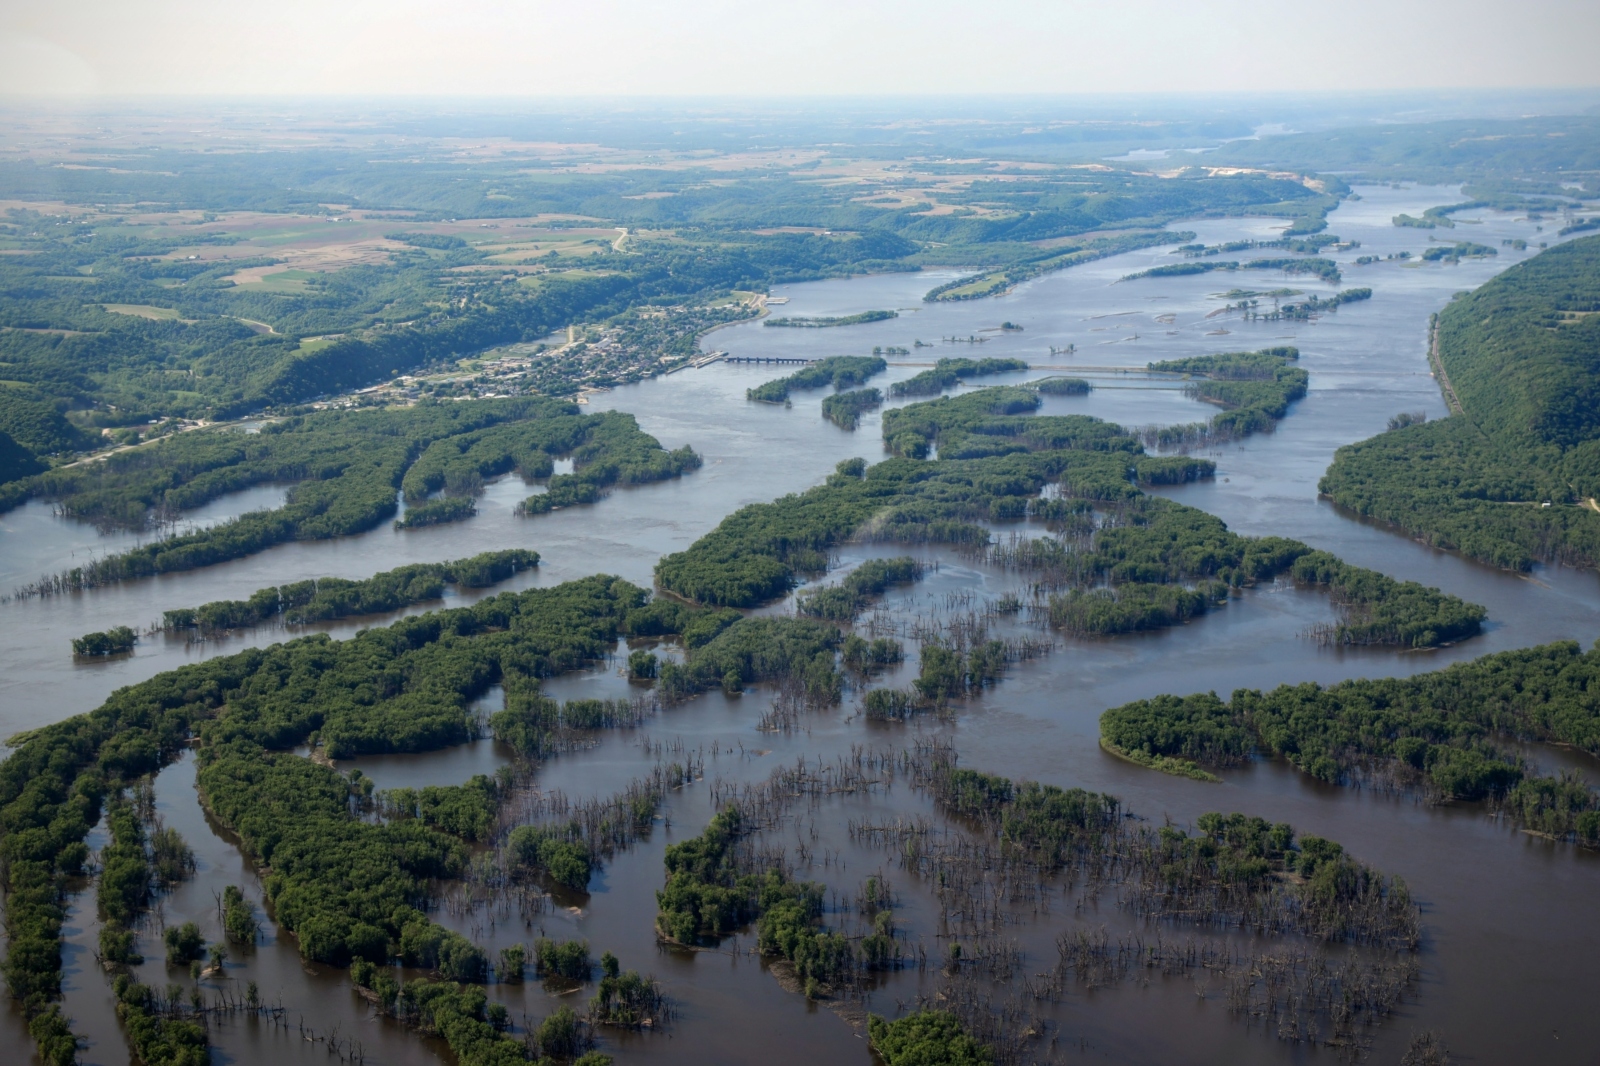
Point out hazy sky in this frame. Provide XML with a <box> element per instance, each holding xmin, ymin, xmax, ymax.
<box><xmin>1</xmin><ymin>0</ymin><xmax>1597</xmax><ymax>97</ymax></box>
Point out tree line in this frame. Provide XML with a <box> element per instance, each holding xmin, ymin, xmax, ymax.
<box><xmin>763</xmin><ymin>309</ymin><xmax>897</xmax><ymax>328</ymax></box>
<box><xmin>1124</xmin><ymin>257</ymin><xmax>1342</xmax><ymax>284</ymax></box>
<box><xmin>162</xmin><ymin>550</ymin><xmax>538</xmax><ymax>633</ymax></box>
<box><xmin>888</xmin><ymin>358</ymin><xmax>1030</xmax><ymax>399</ymax></box>
<box><xmin>1099</xmin><ymin>639</ymin><xmax>1600</xmax><ymax>847</ymax></box>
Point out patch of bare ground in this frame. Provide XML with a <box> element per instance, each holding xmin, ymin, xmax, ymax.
<box><xmin>765</xmin><ymin>959</ymin><xmax>871</xmax><ymax>1033</ymax></box>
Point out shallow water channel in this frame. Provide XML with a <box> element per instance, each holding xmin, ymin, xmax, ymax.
<box><xmin>4</xmin><ymin>184</ymin><xmax>1599</xmax><ymax>1065</ymax></box>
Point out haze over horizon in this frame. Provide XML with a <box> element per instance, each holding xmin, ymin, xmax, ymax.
<box><xmin>1</xmin><ymin>0</ymin><xmax>1598</xmax><ymax>98</ymax></box>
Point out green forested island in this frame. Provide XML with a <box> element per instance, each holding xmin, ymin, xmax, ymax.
<box><xmin>1032</xmin><ymin>377</ymin><xmax>1091</xmax><ymax>396</ymax></box>
<box><xmin>888</xmin><ymin>358</ymin><xmax>1030</xmax><ymax>398</ymax></box>
<box><xmin>820</xmin><ymin>387</ymin><xmax>882</xmax><ymax>429</ymax></box>
<box><xmin>1142</xmin><ymin>347</ymin><xmax>1308</xmax><ymax>447</ymax></box>
<box><xmin>924</xmin><ymin>231</ymin><xmax>1196</xmax><ymax>301</ymax></box>
<box><xmin>70</xmin><ymin>626</ymin><xmax>137</xmax><ymax>657</ymax></box>
<box><xmin>764</xmin><ymin>310</ymin><xmax>896</xmax><ymax>328</ymax></box>
<box><xmin>746</xmin><ymin>356</ymin><xmax>887</xmax><ymax>404</ymax></box>
<box><xmin>1123</xmin><ymin>257</ymin><xmax>1342</xmax><ymax>284</ymax></box>
<box><xmin>3</xmin><ymin>401</ymin><xmax>693</xmax><ymax>591</ymax></box>
<box><xmin>1099</xmin><ymin>639</ymin><xmax>1600</xmax><ymax>846</ymax></box>
<box><xmin>657</xmin><ymin>389</ymin><xmax>1483</xmax><ymax>648</ymax></box>
<box><xmin>160</xmin><ymin>549</ymin><xmax>539</xmax><ymax>633</ymax></box>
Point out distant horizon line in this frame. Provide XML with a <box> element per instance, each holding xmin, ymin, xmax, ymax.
<box><xmin>1</xmin><ymin>88</ymin><xmax>1598</xmax><ymax>105</ymax></box>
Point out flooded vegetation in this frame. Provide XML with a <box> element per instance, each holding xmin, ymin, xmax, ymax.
<box><xmin>4</xmin><ymin>166</ymin><xmax>1600</xmax><ymax>1066</ymax></box>
<box><xmin>1099</xmin><ymin>640</ymin><xmax>1600</xmax><ymax>844</ymax></box>
<box><xmin>160</xmin><ymin>550</ymin><xmax>539</xmax><ymax>635</ymax></box>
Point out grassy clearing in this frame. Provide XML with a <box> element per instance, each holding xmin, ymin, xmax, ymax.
<box><xmin>937</xmin><ymin>274</ymin><xmax>1012</xmax><ymax>300</ymax></box>
<box><xmin>481</xmin><ymin>232</ymin><xmax>614</xmax><ymax>261</ymax></box>
<box><xmin>519</xmin><ymin>268</ymin><xmax>613</xmax><ymax>287</ymax></box>
<box><xmin>1099</xmin><ymin>739</ymin><xmax>1221</xmax><ymax>783</ymax></box>
<box><xmin>103</xmin><ymin>304</ymin><xmax>182</xmax><ymax>320</ymax></box>
<box><xmin>232</xmin><ymin>269</ymin><xmax>316</xmax><ymax>294</ymax></box>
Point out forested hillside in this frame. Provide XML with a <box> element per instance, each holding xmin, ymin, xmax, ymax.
<box><xmin>1320</xmin><ymin>236</ymin><xmax>1600</xmax><ymax>570</ymax></box>
<box><xmin>1217</xmin><ymin>115</ymin><xmax>1600</xmax><ymax>191</ymax></box>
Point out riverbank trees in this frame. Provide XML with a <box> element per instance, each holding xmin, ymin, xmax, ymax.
<box><xmin>7</xmin><ymin>401</ymin><xmax>543</xmax><ymax>588</ymax></box>
<box><xmin>508</xmin><ymin>824</ymin><xmax>593</xmax><ymax>891</ymax></box>
<box><xmin>1098</xmin><ymin>639</ymin><xmax>1600</xmax><ymax>845</ymax></box>
<box><xmin>395</xmin><ymin>496</ymin><xmax>477</xmax><ymax>529</ymax></box>
<box><xmin>1123</xmin><ymin>258</ymin><xmax>1342</xmax><ymax>284</ymax></box>
<box><xmin>400</xmin><ymin>413</ymin><xmax>581</xmax><ymax>503</ymax></box>
<box><xmin>1032</xmin><ymin>377</ymin><xmax>1090</xmax><ymax>396</ymax></box>
<box><xmin>658</xmin><ymin>617</ymin><xmax>843</xmax><ymax>703</ymax></box>
<box><xmin>878</xmin><ymin>386</ymin><xmax>1135</xmax><ymax>459</ymax></box>
<box><xmin>795</xmin><ymin>557</ymin><xmax>923</xmax><ymax>621</ymax></box>
<box><xmin>9</xmin><ymin>398</ymin><xmax>568</xmax><ymax>530</ymax></box>
<box><xmin>1319</xmin><ymin>236</ymin><xmax>1600</xmax><ymax>571</ymax></box>
<box><xmin>924</xmin><ymin>231</ymin><xmax>1192</xmax><ymax>302</ymax></box>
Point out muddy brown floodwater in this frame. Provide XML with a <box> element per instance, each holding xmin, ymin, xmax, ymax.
<box><xmin>4</xmin><ymin>184</ymin><xmax>1599</xmax><ymax>1065</ymax></box>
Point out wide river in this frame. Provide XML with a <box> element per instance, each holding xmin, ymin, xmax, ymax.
<box><xmin>3</xmin><ymin>184</ymin><xmax>1596</xmax><ymax>1065</ymax></box>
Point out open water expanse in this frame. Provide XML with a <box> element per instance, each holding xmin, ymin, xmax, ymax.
<box><xmin>4</xmin><ymin>184</ymin><xmax>1598</xmax><ymax>1065</ymax></box>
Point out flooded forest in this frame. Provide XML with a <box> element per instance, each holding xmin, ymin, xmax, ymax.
<box><xmin>3</xmin><ymin>108</ymin><xmax>1600</xmax><ymax>1066</ymax></box>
